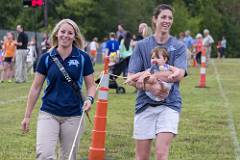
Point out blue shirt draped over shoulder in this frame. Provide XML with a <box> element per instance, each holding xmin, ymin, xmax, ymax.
<box><xmin>36</xmin><ymin>46</ymin><xmax>94</xmax><ymax>116</ymax></box>
<box><xmin>128</xmin><ymin>36</ymin><xmax>187</xmax><ymax>114</ymax></box>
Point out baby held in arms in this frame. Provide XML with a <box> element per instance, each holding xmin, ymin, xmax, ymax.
<box><xmin>125</xmin><ymin>47</ymin><xmax>181</xmax><ymax>101</ymax></box>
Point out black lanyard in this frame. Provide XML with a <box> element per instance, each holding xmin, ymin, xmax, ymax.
<box><xmin>50</xmin><ymin>55</ymin><xmax>85</xmax><ymax>102</ymax></box>
<box><xmin>49</xmin><ymin>51</ymin><xmax>92</xmax><ymax>124</ymax></box>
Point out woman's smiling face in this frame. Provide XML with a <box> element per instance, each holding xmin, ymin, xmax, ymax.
<box><xmin>153</xmin><ymin>9</ymin><xmax>173</xmax><ymax>34</ymax></box>
<box><xmin>56</xmin><ymin>23</ymin><xmax>75</xmax><ymax>48</ymax></box>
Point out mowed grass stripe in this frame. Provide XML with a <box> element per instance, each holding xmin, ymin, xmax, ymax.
<box><xmin>212</xmin><ymin>59</ymin><xmax>240</xmax><ymax>160</ymax></box>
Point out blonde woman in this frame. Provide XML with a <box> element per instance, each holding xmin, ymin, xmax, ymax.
<box><xmin>138</xmin><ymin>23</ymin><xmax>153</xmax><ymax>38</ymax></box>
<box><xmin>21</xmin><ymin>19</ymin><xmax>96</xmax><ymax>160</ymax></box>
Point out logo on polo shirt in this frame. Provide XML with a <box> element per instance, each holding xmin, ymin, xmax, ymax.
<box><xmin>168</xmin><ymin>45</ymin><xmax>176</xmax><ymax>52</ymax></box>
<box><xmin>68</xmin><ymin>60</ymin><xmax>79</xmax><ymax>67</ymax></box>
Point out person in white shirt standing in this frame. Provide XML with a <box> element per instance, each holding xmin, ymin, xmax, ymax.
<box><xmin>27</xmin><ymin>36</ymin><xmax>37</xmax><ymax>74</ymax></box>
<box><xmin>220</xmin><ymin>35</ymin><xmax>227</xmax><ymax>58</ymax></box>
<box><xmin>203</xmin><ymin>29</ymin><xmax>214</xmax><ymax>65</ymax></box>
<box><xmin>89</xmin><ymin>37</ymin><xmax>99</xmax><ymax>65</ymax></box>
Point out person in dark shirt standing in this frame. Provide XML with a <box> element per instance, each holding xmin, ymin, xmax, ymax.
<box><xmin>15</xmin><ymin>25</ymin><xmax>28</xmax><ymax>83</ymax></box>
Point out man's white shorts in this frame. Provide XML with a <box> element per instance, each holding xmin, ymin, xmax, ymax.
<box><xmin>133</xmin><ymin>105</ymin><xmax>180</xmax><ymax>140</ymax></box>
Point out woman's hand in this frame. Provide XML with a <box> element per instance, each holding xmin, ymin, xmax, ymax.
<box><xmin>167</xmin><ymin>74</ymin><xmax>176</xmax><ymax>81</ymax></box>
<box><xmin>125</xmin><ymin>73</ymin><xmax>142</xmax><ymax>84</ymax></box>
<box><xmin>83</xmin><ymin>99</ymin><xmax>93</xmax><ymax>124</ymax></box>
<box><xmin>137</xmin><ymin>71</ymin><xmax>151</xmax><ymax>83</ymax></box>
<box><xmin>136</xmin><ymin>79</ymin><xmax>144</xmax><ymax>90</ymax></box>
<box><xmin>83</xmin><ymin>99</ymin><xmax>92</xmax><ymax>112</ymax></box>
<box><xmin>151</xmin><ymin>58</ymin><xmax>165</xmax><ymax>66</ymax></box>
<box><xmin>21</xmin><ymin>117</ymin><xmax>31</xmax><ymax>134</ymax></box>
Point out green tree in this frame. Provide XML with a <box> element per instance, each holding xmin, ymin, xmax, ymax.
<box><xmin>216</xmin><ymin>0</ymin><xmax>240</xmax><ymax>57</ymax></box>
<box><xmin>116</xmin><ymin>0</ymin><xmax>155</xmax><ymax>33</ymax></box>
<box><xmin>171</xmin><ymin>0</ymin><xmax>201</xmax><ymax>37</ymax></box>
<box><xmin>0</xmin><ymin>0</ymin><xmax>23</xmax><ymax>29</ymax></box>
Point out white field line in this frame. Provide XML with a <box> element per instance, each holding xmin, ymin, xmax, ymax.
<box><xmin>0</xmin><ymin>95</ymin><xmax>27</xmax><ymax>106</ymax></box>
<box><xmin>205</xmin><ymin>78</ymin><xmax>240</xmax><ymax>82</ymax></box>
<box><xmin>219</xmin><ymin>79</ymin><xmax>240</xmax><ymax>81</ymax></box>
<box><xmin>216</xmin><ymin>62</ymin><xmax>240</xmax><ymax>65</ymax></box>
<box><xmin>212</xmin><ymin>59</ymin><xmax>240</xmax><ymax>160</ymax></box>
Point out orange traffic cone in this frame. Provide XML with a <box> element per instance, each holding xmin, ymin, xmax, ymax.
<box><xmin>197</xmin><ymin>48</ymin><xmax>207</xmax><ymax>88</ymax></box>
<box><xmin>88</xmin><ymin>57</ymin><xmax>110</xmax><ymax>160</ymax></box>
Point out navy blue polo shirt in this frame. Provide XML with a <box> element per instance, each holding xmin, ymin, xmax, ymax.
<box><xmin>36</xmin><ymin>46</ymin><xmax>94</xmax><ymax>116</ymax></box>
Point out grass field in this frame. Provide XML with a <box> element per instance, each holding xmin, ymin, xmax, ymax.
<box><xmin>0</xmin><ymin>58</ymin><xmax>240</xmax><ymax>160</ymax></box>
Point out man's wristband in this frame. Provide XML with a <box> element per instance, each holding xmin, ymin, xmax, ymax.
<box><xmin>86</xmin><ymin>96</ymin><xmax>94</xmax><ymax>104</ymax></box>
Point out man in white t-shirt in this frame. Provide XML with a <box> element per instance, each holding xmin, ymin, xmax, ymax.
<box><xmin>203</xmin><ymin>29</ymin><xmax>214</xmax><ymax>64</ymax></box>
